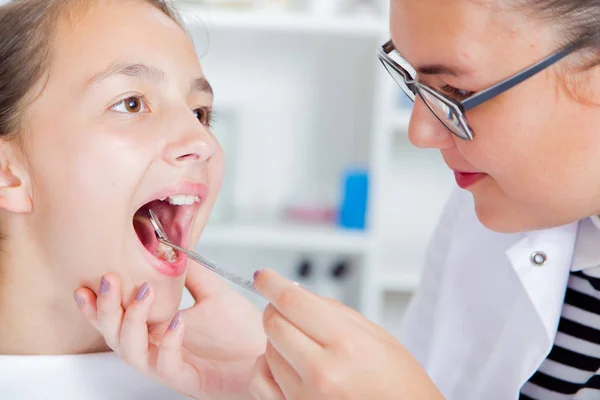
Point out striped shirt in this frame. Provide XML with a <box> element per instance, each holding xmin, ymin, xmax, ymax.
<box><xmin>520</xmin><ymin>217</ymin><xmax>600</xmax><ymax>400</ymax></box>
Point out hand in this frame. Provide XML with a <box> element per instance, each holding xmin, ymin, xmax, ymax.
<box><xmin>74</xmin><ymin>266</ymin><xmax>265</xmax><ymax>400</ymax></box>
<box><xmin>249</xmin><ymin>270</ymin><xmax>444</xmax><ymax>400</ymax></box>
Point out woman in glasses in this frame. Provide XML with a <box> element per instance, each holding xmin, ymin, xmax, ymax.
<box><xmin>77</xmin><ymin>0</ymin><xmax>600</xmax><ymax>399</ymax></box>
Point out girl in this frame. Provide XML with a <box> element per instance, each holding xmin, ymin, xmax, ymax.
<box><xmin>0</xmin><ymin>0</ymin><xmax>264</xmax><ymax>398</ymax></box>
<box><xmin>78</xmin><ymin>0</ymin><xmax>600</xmax><ymax>399</ymax></box>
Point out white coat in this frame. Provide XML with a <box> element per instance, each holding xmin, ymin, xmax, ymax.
<box><xmin>401</xmin><ymin>187</ymin><xmax>600</xmax><ymax>399</ymax></box>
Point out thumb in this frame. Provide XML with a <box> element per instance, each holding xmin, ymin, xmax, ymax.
<box><xmin>184</xmin><ymin>261</ymin><xmax>230</xmax><ymax>302</ymax></box>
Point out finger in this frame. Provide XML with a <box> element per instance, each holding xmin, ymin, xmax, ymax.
<box><xmin>265</xmin><ymin>342</ymin><xmax>301</xmax><ymax>399</ymax></box>
<box><xmin>249</xmin><ymin>355</ymin><xmax>286</xmax><ymax>400</ymax></box>
<box><xmin>156</xmin><ymin>312</ymin><xmax>185</xmax><ymax>378</ymax></box>
<box><xmin>321</xmin><ymin>297</ymin><xmax>384</xmax><ymax>337</ymax></box>
<box><xmin>255</xmin><ymin>269</ymin><xmax>354</xmax><ymax>346</ymax></box>
<box><xmin>119</xmin><ymin>281</ymin><xmax>154</xmax><ymax>372</ymax></box>
<box><xmin>322</xmin><ymin>297</ymin><xmax>399</xmax><ymax>345</ymax></box>
<box><xmin>74</xmin><ymin>287</ymin><xmax>99</xmax><ymax>330</ymax></box>
<box><xmin>95</xmin><ymin>274</ymin><xmax>124</xmax><ymax>351</ymax></box>
<box><xmin>184</xmin><ymin>263</ymin><xmax>229</xmax><ymax>303</ymax></box>
<box><xmin>263</xmin><ymin>304</ymin><xmax>323</xmax><ymax>379</ymax></box>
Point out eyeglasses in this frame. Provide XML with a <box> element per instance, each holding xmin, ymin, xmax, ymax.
<box><xmin>377</xmin><ymin>36</ymin><xmax>590</xmax><ymax>140</ymax></box>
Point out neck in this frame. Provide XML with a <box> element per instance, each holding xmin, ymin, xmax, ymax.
<box><xmin>0</xmin><ymin>239</ymin><xmax>109</xmax><ymax>355</ymax></box>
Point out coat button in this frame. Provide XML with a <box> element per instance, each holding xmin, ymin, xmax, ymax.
<box><xmin>531</xmin><ymin>251</ymin><xmax>547</xmax><ymax>266</ymax></box>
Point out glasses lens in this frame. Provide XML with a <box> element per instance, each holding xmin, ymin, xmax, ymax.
<box><xmin>418</xmin><ymin>88</ymin><xmax>471</xmax><ymax>139</ymax></box>
<box><xmin>380</xmin><ymin>60</ymin><xmax>416</xmax><ymax>102</ymax></box>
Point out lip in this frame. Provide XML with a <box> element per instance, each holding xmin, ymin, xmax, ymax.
<box><xmin>134</xmin><ymin>182</ymin><xmax>208</xmax><ymax>277</ymax></box>
<box><xmin>453</xmin><ymin>171</ymin><xmax>487</xmax><ymax>189</ymax></box>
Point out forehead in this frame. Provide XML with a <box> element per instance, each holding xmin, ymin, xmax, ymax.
<box><xmin>389</xmin><ymin>0</ymin><xmax>540</xmax><ymax>75</ymax></box>
<box><xmin>50</xmin><ymin>1</ymin><xmax>201</xmax><ymax>85</ymax></box>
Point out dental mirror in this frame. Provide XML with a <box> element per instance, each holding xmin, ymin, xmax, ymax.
<box><xmin>147</xmin><ymin>209</ymin><xmax>264</xmax><ymax>298</ymax></box>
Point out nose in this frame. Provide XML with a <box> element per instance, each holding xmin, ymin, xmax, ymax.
<box><xmin>408</xmin><ymin>96</ymin><xmax>455</xmax><ymax>149</ymax></box>
<box><xmin>162</xmin><ymin>111</ymin><xmax>217</xmax><ymax>167</ymax></box>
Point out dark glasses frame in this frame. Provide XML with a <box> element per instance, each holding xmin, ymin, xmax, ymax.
<box><xmin>377</xmin><ymin>36</ymin><xmax>590</xmax><ymax>140</ymax></box>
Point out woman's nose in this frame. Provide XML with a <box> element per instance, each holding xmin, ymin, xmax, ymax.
<box><xmin>162</xmin><ymin>115</ymin><xmax>217</xmax><ymax>167</ymax></box>
<box><xmin>408</xmin><ymin>97</ymin><xmax>455</xmax><ymax>149</ymax></box>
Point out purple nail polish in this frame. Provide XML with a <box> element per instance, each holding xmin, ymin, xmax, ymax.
<box><xmin>136</xmin><ymin>282</ymin><xmax>149</xmax><ymax>301</ymax></box>
<box><xmin>168</xmin><ymin>312</ymin><xmax>182</xmax><ymax>331</ymax></box>
<box><xmin>74</xmin><ymin>293</ymin><xmax>85</xmax><ymax>308</ymax></box>
<box><xmin>253</xmin><ymin>270</ymin><xmax>262</xmax><ymax>281</ymax></box>
<box><xmin>99</xmin><ymin>277</ymin><xmax>110</xmax><ymax>296</ymax></box>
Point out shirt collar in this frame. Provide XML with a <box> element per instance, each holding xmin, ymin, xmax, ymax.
<box><xmin>591</xmin><ymin>215</ymin><xmax>600</xmax><ymax>230</ymax></box>
<box><xmin>571</xmin><ymin>216</ymin><xmax>600</xmax><ymax>272</ymax></box>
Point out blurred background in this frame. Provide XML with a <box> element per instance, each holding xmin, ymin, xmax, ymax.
<box><xmin>173</xmin><ymin>0</ymin><xmax>456</xmax><ymax>340</ymax></box>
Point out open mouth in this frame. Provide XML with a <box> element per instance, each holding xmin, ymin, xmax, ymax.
<box><xmin>133</xmin><ymin>193</ymin><xmax>204</xmax><ymax>276</ymax></box>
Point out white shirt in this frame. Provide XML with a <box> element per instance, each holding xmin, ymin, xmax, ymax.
<box><xmin>401</xmin><ymin>187</ymin><xmax>597</xmax><ymax>399</ymax></box>
<box><xmin>571</xmin><ymin>214</ymin><xmax>600</xmax><ymax>273</ymax></box>
<box><xmin>0</xmin><ymin>351</ymin><xmax>191</xmax><ymax>399</ymax></box>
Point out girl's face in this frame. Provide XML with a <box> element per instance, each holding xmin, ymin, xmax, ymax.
<box><xmin>392</xmin><ymin>0</ymin><xmax>600</xmax><ymax>233</ymax></box>
<box><xmin>14</xmin><ymin>0</ymin><xmax>223</xmax><ymax>321</ymax></box>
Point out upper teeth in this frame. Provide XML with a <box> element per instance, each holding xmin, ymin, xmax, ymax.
<box><xmin>160</xmin><ymin>195</ymin><xmax>201</xmax><ymax>205</ymax></box>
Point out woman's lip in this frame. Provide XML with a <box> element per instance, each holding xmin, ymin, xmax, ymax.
<box><xmin>453</xmin><ymin>171</ymin><xmax>488</xmax><ymax>189</ymax></box>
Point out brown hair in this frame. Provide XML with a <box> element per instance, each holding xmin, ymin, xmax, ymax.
<box><xmin>0</xmin><ymin>0</ymin><xmax>182</xmax><ymax>137</ymax></box>
<box><xmin>509</xmin><ymin>1</ymin><xmax>600</xmax><ymax>63</ymax></box>
<box><xmin>504</xmin><ymin>1</ymin><xmax>600</xmax><ymax>101</ymax></box>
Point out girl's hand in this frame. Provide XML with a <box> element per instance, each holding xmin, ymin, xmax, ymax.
<box><xmin>249</xmin><ymin>269</ymin><xmax>444</xmax><ymax>400</ymax></box>
<box><xmin>74</xmin><ymin>265</ymin><xmax>265</xmax><ymax>400</ymax></box>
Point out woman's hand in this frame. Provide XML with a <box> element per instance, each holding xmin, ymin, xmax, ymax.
<box><xmin>249</xmin><ymin>269</ymin><xmax>444</xmax><ymax>400</ymax></box>
<box><xmin>74</xmin><ymin>265</ymin><xmax>265</xmax><ymax>400</ymax></box>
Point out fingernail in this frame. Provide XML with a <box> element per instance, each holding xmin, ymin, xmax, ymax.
<box><xmin>135</xmin><ymin>282</ymin><xmax>149</xmax><ymax>301</ymax></box>
<box><xmin>253</xmin><ymin>270</ymin><xmax>262</xmax><ymax>281</ymax></box>
<box><xmin>168</xmin><ymin>312</ymin><xmax>182</xmax><ymax>331</ymax></box>
<box><xmin>100</xmin><ymin>277</ymin><xmax>110</xmax><ymax>296</ymax></box>
<box><xmin>74</xmin><ymin>293</ymin><xmax>85</xmax><ymax>308</ymax></box>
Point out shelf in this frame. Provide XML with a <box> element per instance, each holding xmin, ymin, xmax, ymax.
<box><xmin>379</xmin><ymin>271</ymin><xmax>421</xmax><ymax>292</ymax></box>
<box><xmin>198</xmin><ymin>222</ymin><xmax>372</xmax><ymax>254</ymax></box>
<box><xmin>178</xmin><ymin>5</ymin><xmax>387</xmax><ymax>36</ymax></box>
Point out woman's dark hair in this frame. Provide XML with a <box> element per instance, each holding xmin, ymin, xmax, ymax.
<box><xmin>0</xmin><ymin>0</ymin><xmax>182</xmax><ymax>137</ymax></box>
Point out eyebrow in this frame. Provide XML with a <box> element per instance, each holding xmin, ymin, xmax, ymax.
<box><xmin>415</xmin><ymin>64</ymin><xmax>464</xmax><ymax>76</ymax></box>
<box><xmin>388</xmin><ymin>40</ymin><xmax>467</xmax><ymax>77</ymax></box>
<box><xmin>86</xmin><ymin>62</ymin><xmax>213</xmax><ymax>95</ymax></box>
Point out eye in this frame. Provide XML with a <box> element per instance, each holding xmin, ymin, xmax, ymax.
<box><xmin>111</xmin><ymin>96</ymin><xmax>148</xmax><ymax>114</ymax></box>
<box><xmin>194</xmin><ymin>107</ymin><xmax>212</xmax><ymax>126</ymax></box>
<box><xmin>440</xmin><ymin>85</ymin><xmax>473</xmax><ymax>101</ymax></box>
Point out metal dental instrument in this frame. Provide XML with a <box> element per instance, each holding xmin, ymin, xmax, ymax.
<box><xmin>148</xmin><ymin>209</ymin><xmax>264</xmax><ymax>298</ymax></box>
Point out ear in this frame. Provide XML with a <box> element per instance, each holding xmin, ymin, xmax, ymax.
<box><xmin>0</xmin><ymin>140</ymin><xmax>32</xmax><ymax>214</ymax></box>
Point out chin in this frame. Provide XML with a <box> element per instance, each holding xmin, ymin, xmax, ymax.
<box><xmin>471</xmin><ymin>192</ymin><xmax>540</xmax><ymax>234</ymax></box>
<box><xmin>474</xmin><ymin>206</ymin><xmax>525</xmax><ymax>233</ymax></box>
<box><xmin>149</xmin><ymin>289</ymin><xmax>184</xmax><ymax>324</ymax></box>
<box><xmin>472</xmin><ymin>194</ymin><xmax>578</xmax><ymax>234</ymax></box>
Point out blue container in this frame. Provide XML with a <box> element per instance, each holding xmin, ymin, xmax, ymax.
<box><xmin>338</xmin><ymin>168</ymin><xmax>369</xmax><ymax>230</ymax></box>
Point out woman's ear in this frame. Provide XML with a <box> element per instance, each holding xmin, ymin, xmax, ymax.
<box><xmin>0</xmin><ymin>140</ymin><xmax>32</xmax><ymax>214</ymax></box>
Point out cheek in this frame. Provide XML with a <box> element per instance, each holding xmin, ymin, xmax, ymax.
<box><xmin>460</xmin><ymin>78</ymin><xmax>560</xmax><ymax>185</ymax></box>
<box><xmin>25</xmin><ymin>124</ymin><xmax>151</xmax><ymax>274</ymax></box>
<box><xmin>457</xmin><ymin>88</ymin><xmax>600</xmax><ymax>229</ymax></box>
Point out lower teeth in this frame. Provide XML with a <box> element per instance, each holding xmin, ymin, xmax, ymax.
<box><xmin>156</xmin><ymin>242</ymin><xmax>177</xmax><ymax>263</ymax></box>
